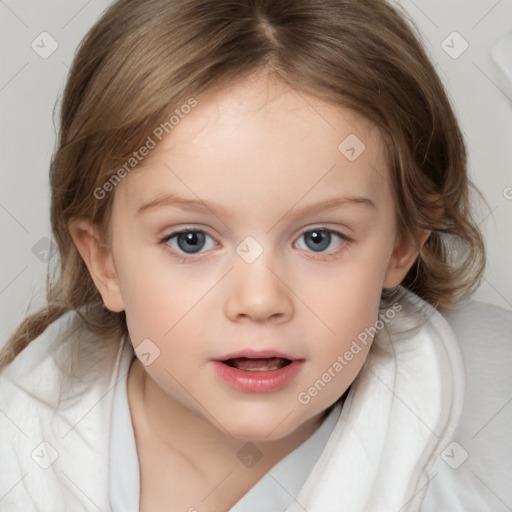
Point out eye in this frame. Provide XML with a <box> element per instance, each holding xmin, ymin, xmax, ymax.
<box><xmin>160</xmin><ymin>229</ymin><xmax>217</xmax><ymax>255</ymax></box>
<box><xmin>294</xmin><ymin>228</ymin><xmax>348</xmax><ymax>256</ymax></box>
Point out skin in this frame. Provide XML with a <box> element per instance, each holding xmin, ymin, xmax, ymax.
<box><xmin>69</xmin><ymin>69</ymin><xmax>429</xmax><ymax>510</ymax></box>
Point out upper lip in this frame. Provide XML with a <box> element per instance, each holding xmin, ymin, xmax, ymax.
<box><xmin>213</xmin><ymin>349</ymin><xmax>302</xmax><ymax>362</ymax></box>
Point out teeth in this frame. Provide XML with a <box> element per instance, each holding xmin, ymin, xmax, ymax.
<box><xmin>245</xmin><ymin>364</ymin><xmax>281</xmax><ymax>372</ymax></box>
<box><xmin>226</xmin><ymin>357</ymin><xmax>291</xmax><ymax>371</ymax></box>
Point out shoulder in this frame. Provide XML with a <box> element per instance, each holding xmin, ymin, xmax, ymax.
<box><xmin>421</xmin><ymin>300</ymin><xmax>512</xmax><ymax>511</ymax></box>
<box><xmin>0</xmin><ymin>311</ymin><xmax>126</xmax><ymax>405</ymax></box>
<box><xmin>0</xmin><ymin>311</ymin><xmax>133</xmax><ymax>510</ymax></box>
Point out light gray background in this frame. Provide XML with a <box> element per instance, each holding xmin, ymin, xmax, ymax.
<box><xmin>1</xmin><ymin>0</ymin><xmax>511</xmax><ymax>345</ymax></box>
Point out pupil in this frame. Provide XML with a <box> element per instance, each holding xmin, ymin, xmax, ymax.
<box><xmin>305</xmin><ymin>230</ymin><xmax>330</xmax><ymax>252</ymax></box>
<box><xmin>177</xmin><ymin>232</ymin><xmax>205</xmax><ymax>253</ymax></box>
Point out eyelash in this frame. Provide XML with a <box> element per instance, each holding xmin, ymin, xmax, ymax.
<box><xmin>158</xmin><ymin>226</ymin><xmax>351</xmax><ymax>262</ymax></box>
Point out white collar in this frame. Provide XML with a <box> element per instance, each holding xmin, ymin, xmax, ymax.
<box><xmin>285</xmin><ymin>291</ymin><xmax>465</xmax><ymax>511</ymax></box>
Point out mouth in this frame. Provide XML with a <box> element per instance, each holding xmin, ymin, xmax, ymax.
<box><xmin>212</xmin><ymin>350</ymin><xmax>304</xmax><ymax>393</ymax></box>
<box><xmin>222</xmin><ymin>357</ymin><xmax>292</xmax><ymax>371</ymax></box>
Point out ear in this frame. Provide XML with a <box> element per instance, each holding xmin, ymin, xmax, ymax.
<box><xmin>68</xmin><ymin>218</ymin><xmax>125</xmax><ymax>312</ymax></box>
<box><xmin>383</xmin><ymin>228</ymin><xmax>431</xmax><ymax>288</ymax></box>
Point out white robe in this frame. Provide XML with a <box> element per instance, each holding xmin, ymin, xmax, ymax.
<box><xmin>1</xmin><ymin>289</ymin><xmax>510</xmax><ymax>511</ymax></box>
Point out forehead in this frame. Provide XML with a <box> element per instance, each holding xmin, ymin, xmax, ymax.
<box><xmin>163</xmin><ymin>71</ymin><xmax>383</xmax><ymax>160</ymax></box>
<box><xmin>115</xmin><ymin>70</ymin><xmax>390</xmax><ymax>217</ymax></box>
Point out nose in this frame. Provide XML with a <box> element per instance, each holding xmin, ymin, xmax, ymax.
<box><xmin>223</xmin><ymin>256</ymin><xmax>294</xmax><ymax>324</ymax></box>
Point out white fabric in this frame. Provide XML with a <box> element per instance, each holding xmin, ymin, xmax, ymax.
<box><xmin>109</xmin><ymin>357</ymin><xmax>140</xmax><ymax>512</ymax></box>
<box><xmin>0</xmin><ymin>290</ymin><xmax>510</xmax><ymax>511</ymax></box>
<box><xmin>229</xmin><ymin>401</ymin><xmax>341</xmax><ymax>511</ymax></box>
<box><xmin>287</xmin><ymin>293</ymin><xmax>466</xmax><ymax>512</ymax></box>
<box><xmin>0</xmin><ymin>314</ymin><xmax>125</xmax><ymax>511</ymax></box>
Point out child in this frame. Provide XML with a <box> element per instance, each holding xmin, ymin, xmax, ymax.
<box><xmin>1</xmin><ymin>0</ymin><xmax>510</xmax><ymax>510</ymax></box>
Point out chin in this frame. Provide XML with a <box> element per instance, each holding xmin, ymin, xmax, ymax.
<box><xmin>216</xmin><ymin>406</ymin><xmax>308</xmax><ymax>443</ymax></box>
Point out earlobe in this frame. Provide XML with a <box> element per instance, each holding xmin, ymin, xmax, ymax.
<box><xmin>68</xmin><ymin>219</ymin><xmax>125</xmax><ymax>312</ymax></box>
<box><xmin>383</xmin><ymin>229</ymin><xmax>431</xmax><ymax>288</ymax></box>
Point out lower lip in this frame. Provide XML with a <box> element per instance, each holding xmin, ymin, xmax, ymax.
<box><xmin>211</xmin><ymin>360</ymin><xmax>303</xmax><ymax>393</ymax></box>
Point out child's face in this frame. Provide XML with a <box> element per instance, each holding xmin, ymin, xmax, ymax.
<box><xmin>97</xmin><ymin>71</ymin><xmax>418</xmax><ymax>440</ymax></box>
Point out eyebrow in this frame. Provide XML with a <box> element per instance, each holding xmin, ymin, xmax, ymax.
<box><xmin>137</xmin><ymin>193</ymin><xmax>376</xmax><ymax>218</ymax></box>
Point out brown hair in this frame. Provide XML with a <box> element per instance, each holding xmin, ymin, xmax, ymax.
<box><xmin>0</xmin><ymin>0</ymin><xmax>485</xmax><ymax>368</ymax></box>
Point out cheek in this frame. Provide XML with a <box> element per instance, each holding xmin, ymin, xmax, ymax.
<box><xmin>113</xmin><ymin>243</ymin><xmax>176</xmax><ymax>341</ymax></box>
<box><xmin>297</xmin><ymin>239</ymin><xmax>392</xmax><ymax>376</ymax></box>
<box><xmin>306</xmin><ymin>250</ymin><xmax>389</xmax><ymax>329</ymax></box>
<box><xmin>310</xmin><ymin>276</ymin><xmax>381</xmax><ymax>367</ymax></box>
<box><xmin>117</xmin><ymin>256</ymin><xmax>220</xmax><ymax>363</ymax></box>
